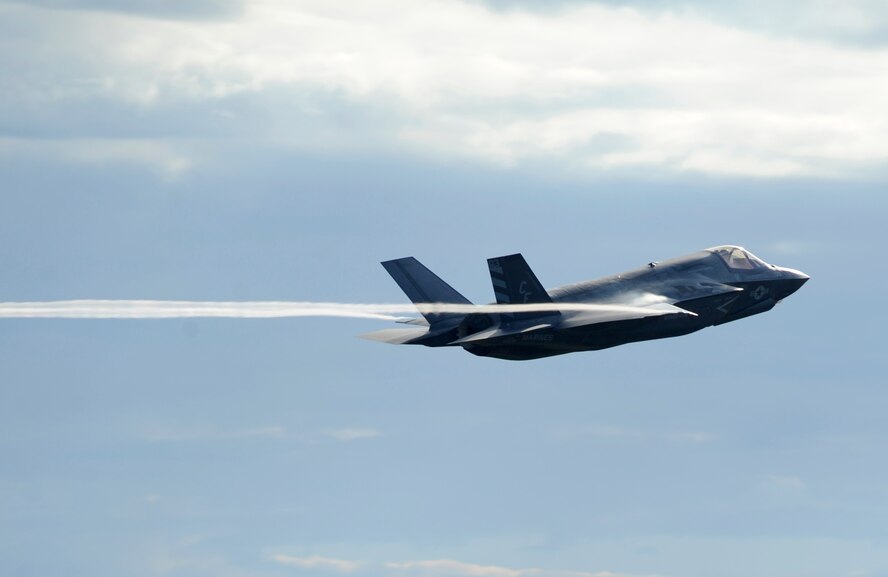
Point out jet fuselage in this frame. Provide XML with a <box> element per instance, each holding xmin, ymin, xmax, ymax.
<box><xmin>467</xmin><ymin>249</ymin><xmax>808</xmax><ymax>359</ymax></box>
<box><xmin>366</xmin><ymin>246</ymin><xmax>809</xmax><ymax>361</ymax></box>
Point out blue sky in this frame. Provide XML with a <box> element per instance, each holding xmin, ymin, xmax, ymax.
<box><xmin>1</xmin><ymin>2</ymin><xmax>887</xmax><ymax>577</ymax></box>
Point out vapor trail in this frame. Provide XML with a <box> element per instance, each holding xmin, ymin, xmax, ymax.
<box><xmin>0</xmin><ymin>300</ymin><xmax>681</xmax><ymax>319</ymax></box>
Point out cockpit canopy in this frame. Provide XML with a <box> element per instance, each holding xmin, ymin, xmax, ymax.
<box><xmin>709</xmin><ymin>246</ymin><xmax>770</xmax><ymax>271</ymax></box>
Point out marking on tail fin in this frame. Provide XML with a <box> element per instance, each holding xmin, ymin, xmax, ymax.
<box><xmin>519</xmin><ymin>280</ymin><xmax>532</xmax><ymax>303</ymax></box>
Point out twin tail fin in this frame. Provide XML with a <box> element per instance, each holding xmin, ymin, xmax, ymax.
<box><xmin>487</xmin><ymin>253</ymin><xmax>560</xmax><ymax>322</ymax></box>
<box><xmin>380</xmin><ymin>257</ymin><xmax>471</xmax><ymax>326</ymax></box>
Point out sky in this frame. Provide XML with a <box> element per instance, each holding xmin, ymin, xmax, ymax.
<box><xmin>0</xmin><ymin>1</ymin><xmax>887</xmax><ymax>577</ymax></box>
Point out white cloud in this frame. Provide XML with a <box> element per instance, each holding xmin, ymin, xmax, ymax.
<box><xmin>658</xmin><ymin>0</ymin><xmax>888</xmax><ymax>47</ymax></box>
<box><xmin>61</xmin><ymin>139</ymin><xmax>193</xmax><ymax>175</ymax></box>
<box><xmin>320</xmin><ymin>428</ymin><xmax>381</xmax><ymax>442</ymax></box>
<box><xmin>388</xmin><ymin>559</ymin><xmax>524</xmax><ymax>577</ymax></box>
<box><xmin>757</xmin><ymin>474</ymin><xmax>807</xmax><ymax>494</ymax></box>
<box><xmin>222</xmin><ymin>426</ymin><xmax>287</xmax><ymax>439</ymax></box>
<box><xmin>269</xmin><ymin>556</ymin><xmax>649</xmax><ymax>577</ymax></box>
<box><xmin>3</xmin><ymin>0</ymin><xmax>888</xmax><ymax>177</ymax></box>
<box><xmin>386</xmin><ymin>559</ymin><xmax>643</xmax><ymax>577</ymax></box>
<box><xmin>765</xmin><ymin>240</ymin><xmax>818</xmax><ymax>256</ymax></box>
<box><xmin>0</xmin><ymin>137</ymin><xmax>193</xmax><ymax>176</ymax></box>
<box><xmin>552</xmin><ymin>424</ymin><xmax>646</xmax><ymax>440</ymax></box>
<box><xmin>272</xmin><ymin>554</ymin><xmax>362</xmax><ymax>573</ymax></box>
<box><xmin>666</xmin><ymin>431</ymin><xmax>713</xmax><ymax>444</ymax></box>
<box><xmin>142</xmin><ymin>424</ymin><xmax>285</xmax><ymax>442</ymax></box>
<box><xmin>4</xmin><ymin>0</ymin><xmax>245</xmax><ymax>21</ymax></box>
<box><xmin>552</xmin><ymin>424</ymin><xmax>712</xmax><ymax>444</ymax></box>
<box><xmin>139</xmin><ymin>424</ymin><xmax>382</xmax><ymax>443</ymax></box>
<box><xmin>152</xmin><ymin>551</ymin><xmax>260</xmax><ymax>577</ymax></box>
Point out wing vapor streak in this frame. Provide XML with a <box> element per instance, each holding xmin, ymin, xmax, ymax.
<box><xmin>0</xmin><ymin>299</ymin><xmax>688</xmax><ymax>320</ymax></box>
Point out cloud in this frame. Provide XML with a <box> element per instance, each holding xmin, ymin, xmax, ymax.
<box><xmin>3</xmin><ymin>0</ymin><xmax>244</xmax><ymax>21</ymax></box>
<box><xmin>757</xmin><ymin>474</ymin><xmax>807</xmax><ymax>494</ymax></box>
<box><xmin>765</xmin><ymin>240</ymin><xmax>818</xmax><ymax>256</ymax></box>
<box><xmin>272</xmin><ymin>554</ymin><xmax>362</xmax><ymax>573</ymax></box>
<box><xmin>552</xmin><ymin>424</ymin><xmax>646</xmax><ymax>441</ymax></box>
<box><xmin>666</xmin><ymin>431</ymin><xmax>713</xmax><ymax>444</ymax></box>
<box><xmin>3</xmin><ymin>0</ymin><xmax>888</xmax><ymax>177</ymax></box>
<box><xmin>320</xmin><ymin>428</ymin><xmax>381</xmax><ymax>442</ymax></box>
<box><xmin>0</xmin><ymin>137</ymin><xmax>193</xmax><ymax>176</ymax></box>
<box><xmin>152</xmin><ymin>551</ymin><xmax>260</xmax><ymax>577</ymax></box>
<box><xmin>386</xmin><ymin>559</ymin><xmax>642</xmax><ymax>577</ymax></box>
<box><xmin>269</xmin><ymin>556</ymin><xmax>649</xmax><ymax>577</ymax></box>
<box><xmin>478</xmin><ymin>0</ymin><xmax>888</xmax><ymax>47</ymax></box>
<box><xmin>143</xmin><ymin>425</ymin><xmax>285</xmax><ymax>442</ymax></box>
<box><xmin>220</xmin><ymin>426</ymin><xmax>287</xmax><ymax>439</ymax></box>
<box><xmin>139</xmin><ymin>424</ymin><xmax>382</xmax><ymax>444</ymax></box>
<box><xmin>388</xmin><ymin>559</ymin><xmax>525</xmax><ymax>577</ymax></box>
<box><xmin>552</xmin><ymin>424</ymin><xmax>712</xmax><ymax>444</ymax></box>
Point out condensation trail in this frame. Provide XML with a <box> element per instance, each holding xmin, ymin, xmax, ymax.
<box><xmin>0</xmin><ymin>300</ymin><xmax>680</xmax><ymax>320</ymax></box>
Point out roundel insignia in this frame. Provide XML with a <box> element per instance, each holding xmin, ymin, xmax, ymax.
<box><xmin>752</xmin><ymin>285</ymin><xmax>769</xmax><ymax>300</ymax></box>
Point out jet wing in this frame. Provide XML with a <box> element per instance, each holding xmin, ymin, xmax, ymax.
<box><xmin>558</xmin><ymin>302</ymin><xmax>694</xmax><ymax>329</ymax></box>
<box><xmin>661</xmin><ymin>281</ymin><xmax>744</xmax><ymax>302</ymax></box>
<box><xmin>451</xmin><ymin>322</ymin><xmax>556</xmax><ymax>344</ymax></box>
<box><xmin>396</xmin><ymin>317</ymin><xmax>429</xmax><ymax>326</ymax></box>
<box><xmin>450</xmin><ymin>303</ymin><xmax>694</xmax><ymax>345</ymax></box>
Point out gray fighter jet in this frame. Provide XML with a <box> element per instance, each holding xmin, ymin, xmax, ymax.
<box><xmin>363</xmin><ymin>246</ymin><xmax>809</xmax><ymax>360</ymax></box>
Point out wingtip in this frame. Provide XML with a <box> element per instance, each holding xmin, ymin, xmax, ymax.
<box><xmin>359</xmin><ymin>327</ymin><xmax>428</xmax><ymax>344</ymax></box>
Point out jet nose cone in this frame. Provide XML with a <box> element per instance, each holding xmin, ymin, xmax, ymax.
<box><xmin>784</xmin><ymin>267</ymin><xmax>810</xmax><ymax>282</ymax></box>
<box><xmin>778</xmin><ymin>267</ymin><xmax>810</xmax><ymax>298</ymax></box>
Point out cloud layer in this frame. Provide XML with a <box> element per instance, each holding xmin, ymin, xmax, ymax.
<box><xmin>271</xmin><ymin>555</ymin><xmax>649</xmax><ymax>577</ymax></box>
<box><xmin>3</xmin><ymin>0</ymin><xmax>888</xmax><ymax>177</ymax></box>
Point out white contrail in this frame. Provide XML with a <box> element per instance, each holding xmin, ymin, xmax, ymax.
<box><xmin>0</xmin><ymin>300</ymin><xmax>684</xmax><ymax>319</ymax></box>
<box><xmin>0</xmin><ymin>300</ymin><xmax>404</xmax><ymax>320</ymax></box>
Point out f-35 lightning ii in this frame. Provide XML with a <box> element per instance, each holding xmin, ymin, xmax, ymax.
<box><xmin>362</xmin><ymin>246</ymin><xmax>809</xmax><ymax>360</ymax></box>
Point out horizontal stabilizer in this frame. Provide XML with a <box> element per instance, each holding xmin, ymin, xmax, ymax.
<box><xmin>359</xmin><ymin>327</ymin><xmax>430</xmax><ymax>345</ymax></box>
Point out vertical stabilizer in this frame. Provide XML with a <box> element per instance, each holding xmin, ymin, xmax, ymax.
<box><xmin>487</xmin><ymin>253</ymin><xmax>560</xmax><ymax>323</ymax></box>
<box><xmin>381</xmin><ymin>257</ymin><xmax>472</xmax><ymax>326</ymax></box>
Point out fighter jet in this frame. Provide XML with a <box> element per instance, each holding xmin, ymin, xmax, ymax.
<box><xmin>362</xmin><ymin>246</ymin><xmax>809</xmax><ymax>360</ymax></box>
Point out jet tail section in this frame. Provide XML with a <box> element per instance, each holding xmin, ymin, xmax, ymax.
<box><xmin>381</xmin><ymin>257</ymin><xmax>471</xmax><ymax>326</ymax></box>
<box><xmin>487</xmin><ymin>253</ymin><xmax>561</xmax><ymax>323</ymax></box>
